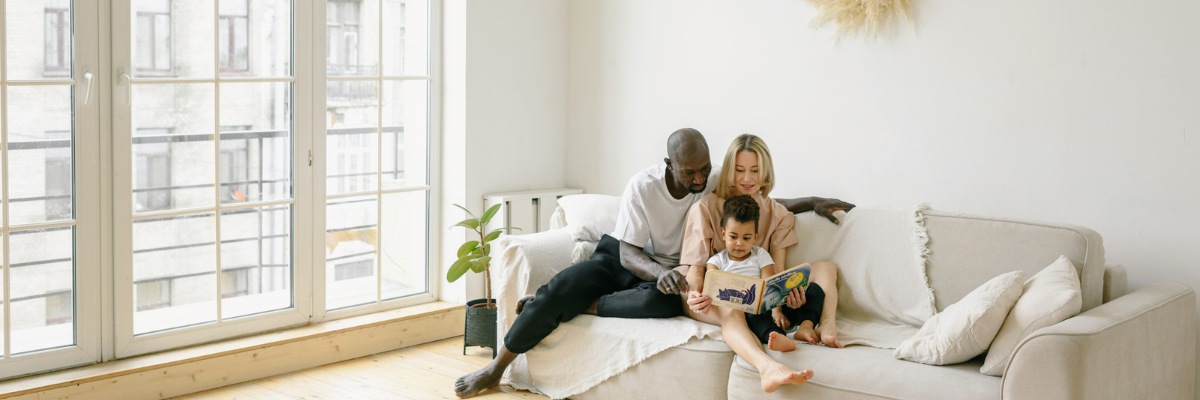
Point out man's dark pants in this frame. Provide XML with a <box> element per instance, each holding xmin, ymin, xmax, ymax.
<box><xmin>503</xmin><ymin>234</ymin><xmax>683</xmax><ymax>353</ymax></box>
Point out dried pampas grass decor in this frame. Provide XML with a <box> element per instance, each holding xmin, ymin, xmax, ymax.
<box><xmin>806</xmin><ymin>0</ymin><xmax>913</xmax><ymax>39</ymax></box>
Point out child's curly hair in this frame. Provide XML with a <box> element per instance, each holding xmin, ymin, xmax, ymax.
<box><xmin>721</xmin><ymin>195</ymin><xmax>760</xmax><ymax>230</ymax></box>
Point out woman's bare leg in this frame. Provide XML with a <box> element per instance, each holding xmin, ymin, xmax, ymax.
<box><xmin>714</xmin><ymin>307</ymin><xmax>812</xmax><ymax>392</ymax></box>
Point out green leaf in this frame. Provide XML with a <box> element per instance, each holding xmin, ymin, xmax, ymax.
<box><xmin>482</xmin><ymin>244</ymin><xmax>490</xmax><ymax>256</ymax></box>
<box><xmin>447</xmin><ymin>257</ymin><xmax>473</xmax><ymax>282</ymax></box>
<box><xmin>470</xmin><ymin>256</ymin><xmax>492</xmax><ymax>273</ymax></box>
<box><xmin>479</xmin><ymin>203</ymin><xmax>503</xmax><ymax>226</ymax></box>
<box><xmin>453</xmin><ymin>204</ymin><xmax>476</xmax><ymax>219</ymax></box>
<box><xmin>456</xmin><ymin>241</ymin><xmax>480</xmax><ymax>258</ymax></box>
<box><xmin>483</xmin><ymin>229</ymin><xmax>502</xmax><ymax>243</ymax></box>
<box><xmin>453</xmin><ymin>218</ymin><xmax>479</xmax><ymax>230</ymax></box>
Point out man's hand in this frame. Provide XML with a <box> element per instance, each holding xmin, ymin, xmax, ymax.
<box><xmin>813</xmin><ymin>197</ymin><xmax>855</xmax><ymax>225</ymax></box>
<box><xmin>657</xmin><ymin>269</ymin><xmax>688</xmax><ymax>295</ymax></box>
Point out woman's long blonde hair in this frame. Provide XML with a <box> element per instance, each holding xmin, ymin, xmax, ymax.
<box><xmin>714</xmin><ymin>134</ymin><xmax>775</xmax><ymax>199</ymax></box>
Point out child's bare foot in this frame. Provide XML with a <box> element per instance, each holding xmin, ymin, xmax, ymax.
<box><xmin>793</xmin><ymin>321</ymin><xmax>818</xmax><ymax>344</ymax></box>
<box><xmin>767</xmin><ymin>331</ymin><xmax>797</xmax><ymax>352</ymax></box>
<box><xmin>815</xmin><ymin>320</ymin><xmax>843</xmax><ymax>348</ymax></box>
<box><xmin>760</xmin><ymin>362</ymin><xmax>813</xmax><ymax>393</ymax></box>
<box><xmin>454</xmin><ymin>366</ymin><xmax>503</xmax><ymax>398</ymax></box>
<box><xmin>514</xmin><ymin>296</ymin><xmax>533</xmax><ymax>314</ymax></box>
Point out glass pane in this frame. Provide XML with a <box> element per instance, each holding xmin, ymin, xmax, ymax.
<box><xmin>220</xmin><ymin>206</ymin><xmax>291</xmax><ymax>319</ymax></box>
<box><xmin>381</xmin><ymin>80</ymin><xmax>427</xmax><ymax>189</ymax></box>
<box><xmin>326</xmin><ymin>81</ymin><xmax>379</xmax><ymax>195</ymax></box>
<box><xmin>6</xmin><ymin>85</ymin><xmax>73</xmax><ymax>225</ymax></box>
<box><xmin>221</xmin><ymin>0</ymin><xmax>290</xmax><ymax>77</ymax></box>
<box><xmin>327</xmin><ymin>0</ymin><xmax>376</xmax><ymax>76</ymax></box>
<box><xmin>380</xmin><ymin>191</ymin><xmax>426</xmax><ymax>300</ymax></box>
<box><xmin>133</xmin><ymin>83</ymin><xmax>216</xmax><ymax>213</ymax></box>
<box><xmin>134</xmin><ymin>214</ymin><xmax>217</xmax><ymax>335</ymax></box>
<box><xmin>8</xmin><ymin>227</ymin><xmax>74</xmax><ymax>354</ymax></box>
<box><xmin>220</xmin><ymin>82</ymin><xmax>292</xmax><ymax>204</ymax></box>
<box><xmin>383</xmin><ymin>0</ymin><xmax>428</xmax><ymax>76</ymax></box>
<box><xmin>7</xmin><ymin>1</ymin><xmax>71</xmax><ymax>80</ymax></box>
<box><xmin>326</xmin><ymin>196</ymin><xmax>378</xmax><ymax>310</ymax></box>
<box><xmin>133</xmin><ymin>0</ymin><xmax>214</xmax><ymax>77</ymax></box>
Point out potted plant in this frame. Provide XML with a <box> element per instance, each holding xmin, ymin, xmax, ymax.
<box><xmin>447</xmin><ymin>203</ymin><xmax>510</xmax><ymax>357</ymax></box>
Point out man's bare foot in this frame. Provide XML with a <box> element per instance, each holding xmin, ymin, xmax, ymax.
<box><xmin>760</xmin><ymin>362</ymin><xmax>813</xmax><ymax>393</ymax></box>
<box><xmin>514</xmin><ymin>295</ymin><xmax>533</xmax><ymax>315</ymax></box>
<box><xmin>767</xmin><ymin>331</ymin><xmax>797</xmax><ymax>352</ymax></box>
<box><xmin>815</xmin><ymin>321</ymin><xmax>843</xmax><ymax>348</ymax></box>
<box><xmin>793</xmin><ymin>321</ymin><xmax>818</xmax><ymax>344</ymax></box>
<box><xmin>454</xmin><ymin>366</ymin><xmax>503</xmax><ymax>398</ymax></box>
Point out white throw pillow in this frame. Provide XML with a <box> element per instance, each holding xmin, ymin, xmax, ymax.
<box><xmin>979</xmin><ymin>255</ymin><xmax>1083</xmax><ymax>376</ymax></box>
<box><xmin>556</xmin><ymin>194</ymin><xmax>621</xmax><ymax>242</ymax></box>
<box><xmin>894</xmin><ymin>270</ymin><xmax>1025</xmax><ymax>365</ymax></box>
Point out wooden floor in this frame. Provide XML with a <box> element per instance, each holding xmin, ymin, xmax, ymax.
<box><xmin>173</xmin><ymin>337</ymin><xmax>547</xmax><ymax>400</ymax></box>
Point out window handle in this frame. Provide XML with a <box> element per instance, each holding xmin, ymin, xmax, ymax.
<box><xmin>82</xmin><ymin>71</ymin><xmax>95</xmax><ymax>105</ymax></box>
<box><xmin>119</xmin><ymin>70</ymin><xmax>132</xmax><ymax>105</ymax></box>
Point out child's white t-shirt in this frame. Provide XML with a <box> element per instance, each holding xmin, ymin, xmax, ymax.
<box><xmin>706</xmin><ymin>246</ymin><xmax>774</xmax><ymax>278</ymax></box>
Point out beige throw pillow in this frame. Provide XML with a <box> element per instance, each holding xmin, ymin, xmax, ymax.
<box><xmin>979</xmin><ymin>255</ymin><xmax>1083</xmax><ymax>376</ymax></box>
<box><xmin>894</xmin><ymin>270</ymin><xmax>1025</xmax><ymax>365</ymax></box>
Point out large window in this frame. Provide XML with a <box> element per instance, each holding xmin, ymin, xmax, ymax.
<box><xmin>2</xmin><ymin>0</ymin><xmax>102</xmax><ymax>379</ymax></box>
<box><xmin>0</xmin><ymin>0</ymin><xmax>437</xmax><ymax>378</ymax></box>
<box><xmin>323</xmin><ymin>0</ymin><xmax>430</xmax><ymax>312</ymax></box>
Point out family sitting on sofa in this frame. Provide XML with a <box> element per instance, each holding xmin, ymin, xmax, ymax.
<box><xmin>454</xmin><ymin>128</ymin><xmax>856</xmax><ymax>397</ymax></box>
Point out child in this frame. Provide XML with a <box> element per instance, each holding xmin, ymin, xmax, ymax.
<box><xmin>687</xmin><ymin>195</ymin><xmax>825</xmax><ymax>391</ymax></box>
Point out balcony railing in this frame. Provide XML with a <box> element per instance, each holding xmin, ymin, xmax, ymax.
<box><xmin>4</xmin><ymin>125</ymin><xmax>406</xmax><ymax>309</ymax></box>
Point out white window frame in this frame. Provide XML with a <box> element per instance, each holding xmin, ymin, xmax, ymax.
<box><xmin>111</xmin><ymin>0</ymin><xmax>314</xmax><ymax>358</ymax></box>
<box><xmin>0</xmin><ymin>0</ymin><xmax>440</xmax><ymax>375</ymax></box>
<box><xmin>310</xmin><ymin>0</ymin><xmax>440</xmax><ymax>323</ymax></box>
<box><xmin>0</xmin><ymin>0</ymin><xmax>103</xmax><ymax>380</ymax></box>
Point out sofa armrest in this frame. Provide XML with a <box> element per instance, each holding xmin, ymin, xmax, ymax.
<box><xmin>1002</xmin><ymin>283</ymin><xmax>1196</xmax><ymax>399</ymax></box>
<box><xmin>1104</xmin><ymin>265</ymin><xmax>1127</xmax><ymax>303</ymax></box>
<box><xmin>488</xmin><ymin>229</ymin><xmax>577</xmax><ymax>342</ymax></box>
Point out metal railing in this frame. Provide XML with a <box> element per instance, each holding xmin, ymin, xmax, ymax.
<box><xmin>4</xmin><ymin>125</ymin><xmax>406</xmax><ymax>309</ymax></box>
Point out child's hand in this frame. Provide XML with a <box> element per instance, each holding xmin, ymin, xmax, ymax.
<box><xmin>785</xmin><ymin>287</ymin><xmax>806</xmax><ymax>309</ymax></box>
<box><xmin>772</xmin><ymin>307</ymin><xmax>791</xmax><ymax>330</ymax></box>
<box><xmin>687</xmin><ymin>291</ymin><xmax>711</xmax><ymax>315</ymax></box>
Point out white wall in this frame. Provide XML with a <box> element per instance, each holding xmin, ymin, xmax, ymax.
<box><xmin>440</xmin><ymin>0</ymin><xmax>568</xmax><ymax>303</ymax></box>
<box><xmin>565</xmin><ymin>0</ymin><xmax>1200</xmax><ymax>389</ymax></box>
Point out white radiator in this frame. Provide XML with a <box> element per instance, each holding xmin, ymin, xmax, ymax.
<box><xmin>484</xmin><ymin>188</ymin><xmax>582</xmax><ymax>235</ymax></box>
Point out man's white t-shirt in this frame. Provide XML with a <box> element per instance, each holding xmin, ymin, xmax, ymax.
<box><xmin>706</xmin><ymin>246</ymin><xmax>775</xmax><ymax>278</ymax></box>
<box><xmin>610</xmin><ymin>163</ymin><xmax>721</xmax><ymax>267</ymax></box>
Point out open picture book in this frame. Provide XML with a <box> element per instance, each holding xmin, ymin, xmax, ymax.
<box><xmin>701</xmin><ymin>263</ymin><xmax>811</xmax><ymax>314</ymax></box>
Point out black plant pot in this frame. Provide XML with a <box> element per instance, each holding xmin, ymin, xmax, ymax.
<box><xmin>463</xmin><ymin>298</ymin><xmax>497</xmax><ymax>358</ymax></box>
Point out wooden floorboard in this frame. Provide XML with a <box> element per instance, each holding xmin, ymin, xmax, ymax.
<box><xmin>174</xmin><ymin>337</ymin><xmax>548</xmax><ymax>400</ymax></box>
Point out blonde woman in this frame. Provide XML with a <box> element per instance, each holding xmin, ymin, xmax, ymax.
<box><xmin>679</xmin><ymin>134</ymin><xmax>848</xmax><ymax>391</ymax></box>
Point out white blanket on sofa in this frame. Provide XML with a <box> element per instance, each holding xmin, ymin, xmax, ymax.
<box><xmin>497</xmin><ymin>205</ymin><xmax>934</xmax><ymax>398</ymax></box>
<box><xmin>821</xmin><ymin>205</ymin><xmax>937</xmax><ymax>348</ymax></box>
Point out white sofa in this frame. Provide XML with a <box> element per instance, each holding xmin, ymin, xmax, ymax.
<box><xmin>490</xmin><ymin>197</ymin><xmax>1197</xmax><ymax>399</ymax></box>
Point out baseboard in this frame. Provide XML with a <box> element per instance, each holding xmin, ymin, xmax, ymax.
<box><xmin>0</xmin><ymin>301</ymin><xmax>465</xmax><ymax>399</ymax></box>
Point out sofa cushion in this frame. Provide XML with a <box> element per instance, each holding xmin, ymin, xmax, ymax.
<box><xmin>556</xmin><ymin>194</ymin><xmax>621</xmax><ymax>242</ymax></box>
<box><xmin>894</xmin><ymin>271</ymin><xmax>1024</xmax><ymax>365</ymax></box>
<box><xmin>980</xmin><ymin>255</ymin><xmax>1082</xmax><ymax>376</ymax></box>
<box><xmin>729</xmin><ymin>345</ymin><xmax>1001</xmax><ymax>400</ymax></box>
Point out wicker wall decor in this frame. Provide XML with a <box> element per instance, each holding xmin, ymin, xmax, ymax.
<box><xmin>807</xmin><ymin>0</ymin><xmax>913</xmax><ymax>38</ymax></box>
